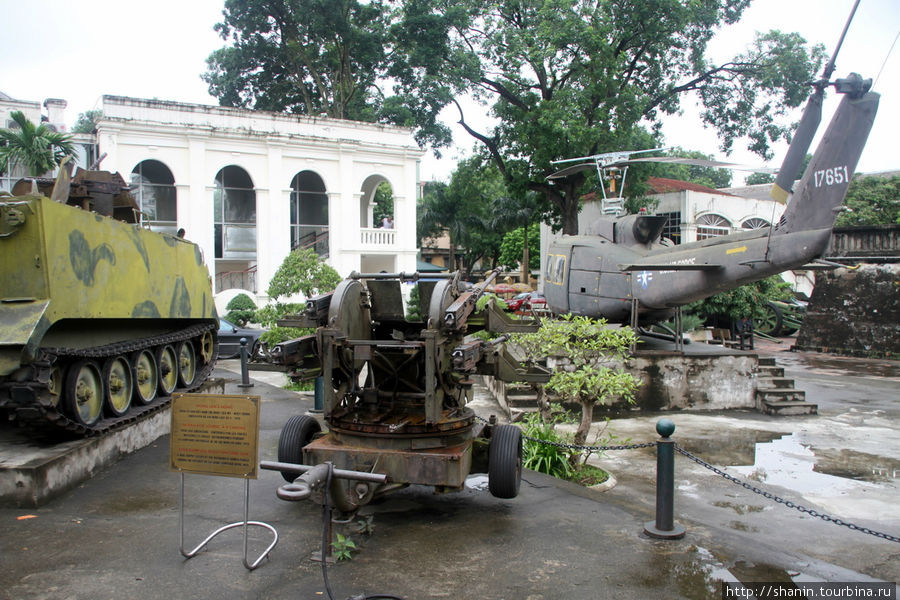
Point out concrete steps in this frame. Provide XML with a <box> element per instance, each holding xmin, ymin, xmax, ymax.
<box><xmin>756</xmin><ymin>357</ymin><xmax>817</xmax><ymax>416</ymax></box>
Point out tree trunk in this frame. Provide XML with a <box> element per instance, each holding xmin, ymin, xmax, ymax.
<box><xmin>574</xmin><ymin>400</ymin><xmax>594</xmax><ymax>447</ymax></box>
<box><xmin>521</xmin><ymin>225</ymin><xmax>529</xmax><ymax>284</ymax></box>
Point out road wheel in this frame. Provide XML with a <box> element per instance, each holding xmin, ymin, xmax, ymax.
<box><xmin>176</xmin><ymin>341</ymin><xmax>197</xmax><ymax>387</ymax></box>
<box><xmin>277</xmin><ymin>415</ymin><xmax>322</xmax><ymax>482</ymax></box>
<box><xmin>156</xmin><ymin>344</ymin><xmax>178</xmax><ymax>396</ymax></box>
<box><xmin>489</xmin><ymin>424</ymin><xmax>523</xmax><ymax>499</ymax></box>
<box><xmin>132</xmin><ymin>350</ymin><xmax>158</xmax><ymax>405</ymax></box>
<box><xmin>65</xmin><ymin>360</ymin><xmax>103</xmax><ymax>427</ymax></box>
<box><xmin>103</xmin><ymin>356</ymin><xmax>133</xmax><ymax>417</ymax></box>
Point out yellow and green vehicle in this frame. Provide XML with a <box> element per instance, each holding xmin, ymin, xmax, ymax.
<box><xmin>0</xmin><ymin>168</ymin><xmax>218</xmax><ymax>435</ymax></box>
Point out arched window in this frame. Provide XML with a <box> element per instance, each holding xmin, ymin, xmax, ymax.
<box><xmin>742</xmin><ymin>217</ymin><xmax>770</xmax><ymax>230</ymax></box>
<box><xmin>214</xmin><ymin>166</ymin><xmax>256</xmax><ymax>259</ymax></box>
<box><xmin>131</xmin><ymin>160</ymin><xmax>177</xmax><ymax>234</ymax></box>
<box><xmin>696</xmin><ymin>214</ymin><xmax>732</xmax><ymax>240</ymax></box>
<box><xmin>290</xmin><ymin>171</ymin><xmax>328</xmax><ymax>257</ymax></box>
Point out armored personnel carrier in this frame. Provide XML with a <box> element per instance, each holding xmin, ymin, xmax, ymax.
<box><xmin>0</xmin><ymin>165</ymin><xmax>218</xmax><ymax>436</ymax></box>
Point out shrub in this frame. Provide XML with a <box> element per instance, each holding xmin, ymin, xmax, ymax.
<box><xmin>225</xmin><ymin>293</ymin><xmax>257</xmax><ymax>326</ymax></box>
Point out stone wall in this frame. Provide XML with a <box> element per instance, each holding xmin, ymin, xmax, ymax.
<box><xmin>795</xmin><ymin>264</ymin><xmax>900</xmax><ymax>358</ymax></box>
<box><xmin>483</xmin><ymin>350</ymin><xmax>758</xmax><ymax>417</ymax></box>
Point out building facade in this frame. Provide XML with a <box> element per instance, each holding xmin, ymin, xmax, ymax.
<box><xmin>1</xmin><ymin>92</ymin><xmax>424</xmax><ymax>308</ymax></box>
<box><xmin>97</xmin><ymin>96</ymin><xmax>423</xmax><ymax>306</ymax></box>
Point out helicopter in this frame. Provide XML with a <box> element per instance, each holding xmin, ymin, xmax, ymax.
<box><xmin>542</xmin><ymin>5</ymin><xmax>879</xmax><ymax>333</ymax></box>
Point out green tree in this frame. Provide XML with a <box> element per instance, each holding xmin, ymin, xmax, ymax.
<box><xmin>257</xmin><ymin>247</ymin><xmax>341</xmax><ymax>347</ymax></box>
<box><xmin>835</xmin><ymin>174</ymin><xmax>900</xmax><ymax>227</ymax></box>
<box><xmin>203</xmin><ymin>0</ymin><xmax>452</xmax><ymax>150</ymax></box>
<box><xmin>267</xmin><ymin>247</ymin><xmax>342</xmax><ymax>300</ymax></box>
<box><xmin>373</xmin><ymin>181</ymin><xmax>394</xmax><ymax>225</ymax></box>
<box><xmin>686</xmin><ymin>275</ymin><xmax>793</xmax><ymax>322</ymax></box>
<box><xmin>393</xmin><ymin>2</ymin><xmax>825</xmax><ymax>234</ymax></box>
<box><xmin>491</xmin><ymin>189</ymin><xmax>545</xmax><ymax>282</ymax></box>
<box><xmin>745</xmin><ymin>171</ymin><xmax>775</xmax><ymax>185</ymax></box>
<box><xmin>225</xmin><ymin>293</ymin><xmax>257</xmax><ymax>326</ymax></box>
<box><xmin>418</xmin><ymin>156</ymin><xmax>506</xmax><ymax>276</ymax></box>
<box><xmin>514</xmin><ymin>316</ymin><xmax>640</xmax><ymax>447</ymax></box>
<box><xmin>0</xmin><ymin>110</ymin><xmax>76</xmax><ymax>177</ymax></box>
<box><xmin>72</xmin><ymin>110</ymin><xmax>103</xmax><ymax>134</ymax></box>
<box><xmin>498</xmin><ymin>223</ymin><xmax>540</xmax><ymax>274</ymax></box>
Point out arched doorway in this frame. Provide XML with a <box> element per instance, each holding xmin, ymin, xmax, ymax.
<box><xmin>213</xmin><ymin>166</ymin><xmax>256</xmax><ymax>260</ymax></box>
<box><xmin>290</xmin><ymin>170</ymin><xmax>329</xmax><ymax>257</ymax></box>
<box><xmin>131</xmin><ymin>159</ymin><xmax>176</xmax><ymax>234</ymax></box>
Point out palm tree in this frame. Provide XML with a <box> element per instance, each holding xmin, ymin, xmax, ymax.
<box><xmin>491</xmin><ymin>190</ymin><xmax>544</xmax><ymax>284</ymax></box>
<box><xmin>0</xmin><ymin>110</ymin><xmax>76</xmax><ymax>177</ymax></box>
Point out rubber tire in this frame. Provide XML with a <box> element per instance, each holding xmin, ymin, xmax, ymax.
<box><xmin>277</xmin><ymin>415</ymin><xmax>322</xmax><ymax>482</ymax></box>
<box><xmin>489</xmin><ymin>424</ymin><xmax>523</xmax><ymax>499</ymax></box>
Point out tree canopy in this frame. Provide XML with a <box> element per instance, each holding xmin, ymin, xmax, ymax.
<box><xmin>835</xmin><ymin>174</ymin><xmax>900</xmax><ymax>227</ymax></box>
<box><xmin>393</xmin><ymin>1</ymin><xmax>825</xmax><ymax>233</ymax></box>
<box><xmin>205</xmin><ymin>1</ymin><xmax>826</xmax><ymax>235</ymax></box>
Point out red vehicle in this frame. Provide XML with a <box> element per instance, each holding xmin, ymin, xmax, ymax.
<box><xmin>506</xmin><ymin>291</ymin><xmax>547</xmax><ymax>314</ymax></box>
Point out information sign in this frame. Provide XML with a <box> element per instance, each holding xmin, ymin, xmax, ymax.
<box><xmin>170</xmin><ymin>393</ymin><xmax>260</xmax><ymax>479</ymax></box>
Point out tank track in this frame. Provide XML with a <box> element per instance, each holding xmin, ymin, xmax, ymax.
<box><xmin>3</xmin><ymin>322</ymin><xmax>218</xmax><ymax>437</ymax></box>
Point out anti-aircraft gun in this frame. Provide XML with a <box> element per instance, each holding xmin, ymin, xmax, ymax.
<box><xmin>258</xmin><ymin>269</ymin><xmax>550</xmax><ymax>512</ymax></box>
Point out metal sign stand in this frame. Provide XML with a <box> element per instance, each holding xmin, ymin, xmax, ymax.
<box><xmin>170</xmin><ymin>393</ymin><xmax>275</xmax><ymax>571</ymax></box>
<box><xmin>179</xmin><ymin>472</ymin><xmax>278</xmax><ymax>570</ymax></box>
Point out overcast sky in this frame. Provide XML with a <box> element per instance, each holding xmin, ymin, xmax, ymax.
<box><xmin>0</xmin><ymin>0</ymin><xmax>897</xmax><ymax>183</ymax></box>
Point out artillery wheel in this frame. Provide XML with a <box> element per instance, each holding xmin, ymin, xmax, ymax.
<box><xmin>156</xmin><ymin>344</ymin><xmax>178</xmax><ymax>396</ymax></box>
<box><xmin>426</xmin><ymin>278</ymin><xmax>457</xmax><ymax>330</ymax></box>
<box><xmin>132</xmin><ymin>349</ymin><xmax>158</xmax><ymax>405</ymax></box>
<box><xmin>278</xmin><ymin>415</ymin><xmax>322</xmax><ymax>482</ymax></box>
<box><xmin>65</xmin><ymin>359</ymin><xmax>104</xmax><ymax>427</ymax></box>
<box><xmin>488</xmin><ymin>424</ymin><xmax>522</xmax><ymax>499</ymax></box>
<box><xmin>176</xmin><ymin>341</ymin><xmax>197</xmax><ymax>387</ymax></box>
<box><xmin>102</xmin><ymin>356</ymin><xmax>133</xmax><ymax>417</ymax></box>
<box><xmin>757</xmin><ymin>302</ymin><xmax>784</xmax><ymax>337</ymax></box>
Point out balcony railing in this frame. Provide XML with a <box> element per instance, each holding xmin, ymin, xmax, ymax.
<box><xmin>360</xmin><ymin>227</ymin><xmax>395</xmax><ymax>247</ymax></box>
<box><xmin>215</xmin><ymin>266</ymin><xmax>257</xmax><ymax>294</ymax></box>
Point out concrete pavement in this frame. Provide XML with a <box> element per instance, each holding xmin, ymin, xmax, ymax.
<box><xmin>0</xmin><ymin>342</ymin><xmax>897</xmax><ymax>599</ymax></box>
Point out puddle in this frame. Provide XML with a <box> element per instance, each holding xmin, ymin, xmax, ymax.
<box><xmin>643</xmin><ymin>544</ymin><xmax>824</xmax><ymax>600</ymax></box>
<box><xmin>465</xmin><ymin>474</ymin><xmax>489</xmax><ymax>491</ymax></box>
<box><xmin>727</xmin><ymin>434</ymin><xmax>875</xmax><ymax>495</ymax></box>
<box><xmin>676</xmin><ymin>430</ymin><xmax>783</xmax><ymax>467</ymax></box>
<box><xmin>810</xmin><ymin>447</ymin><xmax>900</xmax><ymax>483</ymax></box>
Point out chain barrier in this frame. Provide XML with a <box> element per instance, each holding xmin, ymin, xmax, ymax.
<box><xmin>476</xmin><ymin>414</ymin><xmax>899</xmax><ymax>543</ymax></box>
<box><xmin>675</xmin><ymin>444</ymin><xmax>900</xmax><ymax>544</ymax></box>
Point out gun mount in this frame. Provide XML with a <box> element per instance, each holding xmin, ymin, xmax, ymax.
<box><xmin>260</xmin><ymin>270</ymin><xmax>550</xmax><ymax>511</ymax></box>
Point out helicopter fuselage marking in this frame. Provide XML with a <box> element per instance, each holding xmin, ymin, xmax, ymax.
<box><xmin>726</xmin><ymin>245</ymin><xmax>747</xmax><ymax>255</ymax></box>
<box><xmin>814</xmin><ymin>165</ymin><xmax>850</xmax><ymax>187</ymax></box>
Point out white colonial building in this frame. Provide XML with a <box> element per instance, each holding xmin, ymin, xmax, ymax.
<box><xmin>1</xmin><ymin>92</ymin><xmax>424</xmax><ymax>309</ymax></box>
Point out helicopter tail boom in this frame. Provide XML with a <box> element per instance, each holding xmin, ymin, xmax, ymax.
<box><xmin>775</xmin><ymin>88</ymin><xmax>879</xmax><ymax>236</ymax></box>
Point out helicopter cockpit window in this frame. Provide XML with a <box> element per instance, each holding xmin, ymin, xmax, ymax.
<box><xmin>554</xmin><ymin>255</ymin><xmax>566</xmax><ymax>283</ymax></box>
<box><xmin>545</xmin><ymin>255</ymin><xmax>554</xmax><ymax>281</ymax></box>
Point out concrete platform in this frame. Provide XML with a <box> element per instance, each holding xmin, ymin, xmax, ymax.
<box><xmin>0</xmin><ymin>350</ymin><xmax>897</xmax><ymax>599</ymax></box>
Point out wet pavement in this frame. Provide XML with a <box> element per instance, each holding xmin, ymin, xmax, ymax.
<box><xmin>1</xmin><ymin>340</ymin><xmax>898</xmax><ymax>599</ymax></box>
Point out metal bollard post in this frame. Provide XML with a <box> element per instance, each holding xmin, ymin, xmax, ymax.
<box><xmin>237</xmin><ymin>337</ymin><xmax>254</xmax><ymax>389</ymax></box>
<box><xmin>311</xmin><ymin>376</ymin><xmax>324</xmax><ymax>413</ymax></box>
<box><xmin>643</xmin><ymin>418</ymin><xmax>686</xmax><ymax>539</ymax></box>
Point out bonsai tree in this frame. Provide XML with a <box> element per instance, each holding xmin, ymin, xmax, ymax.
<box><xmin>225</xmin><ymin>293</ymin><xmax>257</xmax><ymax>326</ymax></box>
<box><xmin>514</xmin><ymin>316</ymin><xmax>641</xmax><ymax>448</ymax></box>
<box><xmin>257</xmin><ymin>247</ymin><xmax>342</xmax><ymax>347</ymax></box>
